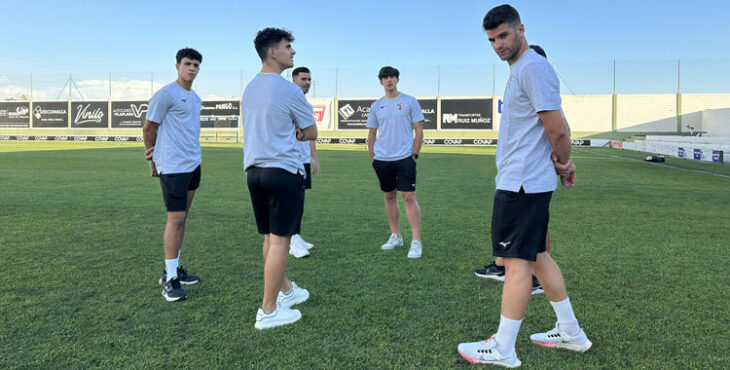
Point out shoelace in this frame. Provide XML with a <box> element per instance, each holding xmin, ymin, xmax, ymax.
<box><xmin>481</xmin><ymin>336</ymin><xmax>495</xmax><ymax>345</ymax></box>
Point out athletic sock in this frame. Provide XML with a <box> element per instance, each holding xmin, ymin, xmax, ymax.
<box><xmin>165</xmin><ymin>258</ymin><xmax>179</xmax><ymax>282</ymax></box>
<box><xmin>550</xmin><ymin>297</ymin><xmax>580</xmax><ymax>336</ymax></box>
<box><xmin>291</xmin><ymin>234</ymin><xmax>301</xmax><ymax>243</ymax></box>
<box><xmin>494</xmin><ymin>315</ymin><xmax>522</xmax><ymax>355</ymax></box>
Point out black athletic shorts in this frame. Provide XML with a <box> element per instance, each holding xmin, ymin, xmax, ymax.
<box><xmin>303</xmin><ymin>163</ymin><xmax>312</xmax><ymax>190</ymax></box>
<box><xmin>491</xmin><ymin>188</ymin><xmax>552</xmax><ymax>261</ymax></box>
<box><xmin>372</xmin><ymin>156</ymin><xmax>417</xmax><ymax>192</ymax></box>
<box><xmin>246</xmin><ymin>166</ymin><xmax>304</xmax><ymax>236</ymax></box>
<box><xmin>160</xmin><ymin>165</ymin><xmax>201</xmax><ymax>212</ymax></box>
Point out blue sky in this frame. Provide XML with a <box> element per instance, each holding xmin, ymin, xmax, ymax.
<box><xmin>1</xmin><ymin>0</ymin><xmax>729</xmax><ymax>99</ymax></box>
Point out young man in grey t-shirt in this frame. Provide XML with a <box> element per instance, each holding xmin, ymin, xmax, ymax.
<box><xmin>142</xmin><ymin>48</ymin><xmax>203</xmax><ymax>302</ymax></box>
<box><xmin>242</xmin><ymin>28</ymin><xmax>317</xmax><ymax>330</ymax></box>
<box><xmin>457</xmin><ymin>5</ymin><xmax>590</xmax><ymax>367</ymax></box>
<box><xmin>289</xmin><ymin>66</ymin><xmax>318</xmax><ymax>258</ymax></box>
<box><xmin>366</xmin><ymin>66</ymin><xmax>425</xmax><ymax>258</ymax></box>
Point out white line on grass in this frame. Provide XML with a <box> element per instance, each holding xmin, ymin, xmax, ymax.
<box><xmin>595</xmin><ymin>152</ymin><xmax>730</xmax><ymax>179</ymax></box>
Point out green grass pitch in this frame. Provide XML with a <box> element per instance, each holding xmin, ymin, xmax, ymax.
<box><xmin>0</xmin><ymin>142</ymin><xmax>728</xmax><ymax>369</ymax></box>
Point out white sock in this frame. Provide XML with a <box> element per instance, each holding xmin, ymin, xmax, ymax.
<box><xmin>165</xmin><ymin>258</ymin><xmax>179</xmax><ymax>282</ymax></box>
<box><xmin>177</xmin><ymin>249</ymin><xmax>181</xmax><ymax>260</ymax></box>
<box><xmin>550</xmin><ymin>297</ymin><xmax>580</xmax><ymax>336</ymax></box>
<box><xmin>292</xmin><ymin>234</ymin><xmax>301</xmax><ymax>243</ymax></box>
<box><xmin>494</xmin><ymin>315</ymin><xmax>522</xmax><ymax>355</ymax></box>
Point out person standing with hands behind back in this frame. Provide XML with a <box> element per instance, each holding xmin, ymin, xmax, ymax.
<box><xmin>457</xmin><ymin>5</ymin><xmax>589</xmax><ymax>367</ymax></box>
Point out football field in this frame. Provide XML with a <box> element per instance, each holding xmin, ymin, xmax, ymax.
<box><xmin>1</xmin><ymin>142</ymin><xmax>728</xmax><ymax>369</ymax></box>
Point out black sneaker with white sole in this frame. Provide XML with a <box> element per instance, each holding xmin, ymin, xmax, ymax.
<box><xmin>531</xmin><ymin>275</ymin><xmax>544</xmax><ymax>295</ymax></box>
<box><xmin>158</xmin><ymin>266</ymin><xmax>200</xmax><ymax>285</ymax></box>
<box><xmin>475</xmin><ymin>261</ymin><xmax>505</xmax><ymax>281</ymax></box>
<box><xmin>162</xmin><ymin>277</ymin><xmax>187</xmax><ymax>302</ymax></box>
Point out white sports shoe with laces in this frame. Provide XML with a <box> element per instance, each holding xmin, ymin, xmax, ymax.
<box><xmin>530</xmin><ymin>323</ymin><xmax>592</xmax><ymax>352</ymax></box>
<box><xmin>277</xmin><ymin>281</ymin><xmax>310</xmax><ymax>308</ymax></box>
<box><xmin>289</xmin><ymin>239</ymin><xmax>310</xmax><ymax>258</ymax></box>
<box><xmin>254</xmin><ymin>306</ymin><xmax>302</xmax><ymax>330</ymax></box>
<box><xmin>380</xmin><ymin>233</ymin><xmax>403</xmax><ymax>250</ymax></box>
<box><xmin>407</xmin><ymin>240</ymin><xmax>422</xmax><ymax>258</ymax></box>
<box><xmin>291</xmin><ymin>234</ymin><xmax>314</xmax><ymax>250</ymax></box>
<box><xmin>457</xmin><ymin>336</ymin><xmax>521</xmax><ymax>368</ymax></box>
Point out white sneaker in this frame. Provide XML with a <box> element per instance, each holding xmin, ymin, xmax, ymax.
<box><xmin>457</xmin><ymin>336</ymin><xmax>521</xmax><ymax>368</ymax></box>
<box><xmin>292</xmin><ymin>234</ymin><xmax>314</xmax><ymax>250</ymax></box>
<box><xmin>254</xmin><ymin>306</ymin><xmax>302</xmax><ymax>330</ymax></box>
<box><xmin>289</xmin><ymin>240</ymin><xmax>310</xmax><ymax>258</ymax></box>
<box><xmin>408</xmin><ymin>240</ymin><xmax>422</xmax><ymax>258</ymax></box>
<box><xmin>277</xmin><ymin>281</ymin><xmax>310</xmax><ymax>307</ymax></box>
<box><xmin>380</xmin><ymin>233</ymin><xmax>403</xmax><ymax>250</ymax></box>
<box><xmin>530</xmin><ymin>324</ymin><xmax>592</xmax><ymax>352</ymax></box>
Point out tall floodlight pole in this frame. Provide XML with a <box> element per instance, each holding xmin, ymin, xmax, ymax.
<box><xmin>677</xmin><ymin>59</ymin><xmax>681</xmax><ymax>93</ymax></box>
<box><xmin>677</xmin><ymin>59</ymin><xmax>682</xmax><ymax>133</ymax></box>
<box><xmin>493</xmin><ymin>64</ymin><xmax>496</xmax><ymax>96</ymax></box>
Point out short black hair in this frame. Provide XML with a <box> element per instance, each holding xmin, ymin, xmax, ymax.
<box><xmin>378</xmin><ymin>66</ymin><xmax>399</xmax><ymax>80</ymax></box>
<box><xmin>254</xmin><ymin>27</ymin><xmax>294</xmax><ymax>61</ymax></box>
<box><xmin>176</xmin><ymin>48</ymin><xmax>202</xmax><ymax>64</ymax></box>
<box><xmin>483</xmin><ymin>4</ymin><xmax>521</xmax><ymax>31</ymax></box>
<box><xmin>292</xmin><ymin>67</ymin><xmax>310</xmax><ymax>77</ymax></box>
<box><xmin>529</xmin><ymin>45</ymin><xmax>546</xmax><ymax>58</ymax></box>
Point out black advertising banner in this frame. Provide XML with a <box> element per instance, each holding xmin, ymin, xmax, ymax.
<box><xmin>440</xmin><ymin>98</ymin><xmax>493</xmax><ymax>130</ymax></box>
<box><xmin>32</xmin><ymin>102</ymin><xmax>69</xmax><ymax>128</ymax></box>
<box><xmin>418</xmin><ymin>99</ymin><xmax>437</xmax><ymax>130</ymax></box>
<box><xmin>0</xmin><ymin>102</ymin><xmax>30</xmax><ymax>128</ymax></box>
<box><xmin>111</xmin><ymin>101</ymin><xmax>148</xmax><ymax>128</ymax></box>
<box><xmin>337</xmin><ymin>99</ymin><xmax>374</xmax><ymax>129</ymax></box>
<box><xmin>71</xmin><ymin>101</ymin><xmax>108</xmax><ymax>128</ymax></box>
<box><xmin>200</xmin><ymin>100</ymin><xmax>240</xmax><ymax>128</ymax></box>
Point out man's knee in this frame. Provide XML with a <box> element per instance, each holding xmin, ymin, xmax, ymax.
<box><xmin>384</xmin><ymin>190</ymin><xmax>398</xmax><ymax>201</ymax></box>
<box><xmin>503</xmin><ymin>258</ymin><xmax>531</xmax><ymax>274</ymax></box>
<box><xmin>167</xmin><ymin>212</ymin><xmax>187</xmax><ymax>229</ymax></box>
<box><xmin>402</xmin><ymin>191</ymin><xmax>417</xmax><ymax>204</ymax></box>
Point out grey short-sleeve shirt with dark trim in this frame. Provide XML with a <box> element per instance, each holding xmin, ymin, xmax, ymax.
<box><xmin>496</xmin><ymin>49</ymin><xmax>562</xmax><ymax>193</ymax></box>
<box><xmin>366</xmin><ymin>93</ymin><xmax>424</xmax><ymax>161</ymax></box>
<box><xmin>242</xmin><ymin>73</ymin><xmax>315</xmax><ymax>175</ymax></box>
<box><xmin>147</xmin><ymin>81</ymin><xmax>202</xmax><ymax>175</ymax></box>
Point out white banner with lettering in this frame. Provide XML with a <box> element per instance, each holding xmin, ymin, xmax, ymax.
<box><xmin>307</xmin><ymin>98</ymin><xmax>334</xmax><ymax>131</ymax></box>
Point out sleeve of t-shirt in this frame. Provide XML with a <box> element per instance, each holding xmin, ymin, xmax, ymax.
<box><xmin>146</xmin><ymin>88</ymin><xmax>171</xmax><ymax>124</ymax></box>
<box><xmin>410</xmin><ymin>97</ymin><xmax>425</xmax><ymax>123</ymax></box>
<box><xmin>289</xmin><ymin>88</ymin><xmax>315</xmax><ymax>129</ymax></box>
<box><xmin>520</xmin><ymin>62</ymin><xmax>561</xmax><ymax>113</ymax></box>
<box><xmin>365</xmin><ymin>101</ymin><xmax>378</xmax><ymax>129</ymax></box>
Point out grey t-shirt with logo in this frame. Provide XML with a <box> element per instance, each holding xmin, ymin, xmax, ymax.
<box><xmin>147</xmin><ymin>81</ymin><xmax>202</xmax><ymax>175</ymax></box>
<box><xmin>366</xmin><ymin>93</ymin><xmax>424</xmax><ymax>161</ymax></box>
<box><xmin>242</xmin><ymin>73</ymin><xmax>315</xmax><ymax>175</ymax></box>
<box><xmin>496</xmin><ymin>49</ymin><xmax>562</xmax><ymax>193</ymax></box>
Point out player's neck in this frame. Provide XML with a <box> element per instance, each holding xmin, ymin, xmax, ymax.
<box><xmin>176</xmin><ymin>78</ymin><xmax>193</xmax><ymax>91</ymax></box>
<box><xmin>508</xmin><ymin>43</ymin><xmax>529</xmax><ymax>66</ymax></box>
<box><xmin>261</xmin><ymin>60</ymin><xmax>285</xmax><ymax>75</ymax></box>
<box><xmin>385</xmin><ymin>89</ymin><xmax>400</xmax><ymax>99</ymax></box>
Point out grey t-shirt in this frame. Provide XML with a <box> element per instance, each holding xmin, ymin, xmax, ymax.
<box><xmin>496</xmin><ymin>49</ymin><xmax>562</xmax><ymax>193</ymax></box>
<box><xmin>242</xmin><ymin>73</ymin><xmax>315</xmax><ymax>175</ymax></box>
<box><xmin>146</xmin><ymin>81</ymin><xmax>202</xmax><ymax>175</ymax></box>
<box><xmin>366</xmin><ymin>93</ymin><xmax>424</xmax><ymax>161</ymax></box>
<box><xmin>298</xmin><ymin>138</ymin><xmax>311</xmax><ymax>164</ymax></box>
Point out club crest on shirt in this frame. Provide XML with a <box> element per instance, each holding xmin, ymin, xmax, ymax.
<box><xmin>397</xmin><ymin>103</ymin><xmax>403</xmax><ymax>110</ymax></box>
